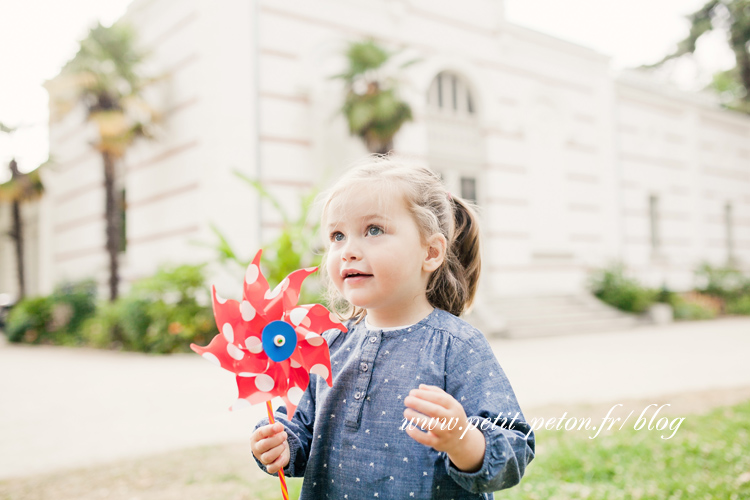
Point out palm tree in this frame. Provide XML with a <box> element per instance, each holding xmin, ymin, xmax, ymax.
<box><xmin>648</xmin><ymin>0</ymin><xmax>750</xmax><ymax>113</ymax></box>
<box><xmin>55</xmin><ymin>21</ymin><xmax>159</xmax><ymax>301</ymax></box>
<box><xmin>0</xmin><ymin>158</ymin><xmax>44</xmax><ymax>300</ymax></box>
<box><xmin>332</xmin><ymin>40</ymin><xmax>416</xmax><ymax>154</ymax></box>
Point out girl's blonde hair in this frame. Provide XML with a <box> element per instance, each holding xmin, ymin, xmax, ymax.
<box><xmin>314</xmin><ymin>155</ymin><xmax>482</xmax><ymax>324</ymax></box>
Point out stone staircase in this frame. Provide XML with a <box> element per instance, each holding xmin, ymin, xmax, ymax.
<box><xmin>464</xmin><ymin>294</ymin><xmax>641</xmax><ymax>339</ymax></box>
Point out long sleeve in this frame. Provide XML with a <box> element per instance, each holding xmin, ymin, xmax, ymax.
<box><xmin>251</xmin><ymin>327</ymin><xmax>345</xmax><ymax>478</ymax></box>
<box><xmin>441</xmin><ymin>329</ymin><xmax>536</xmax><ymax>494</ymax></box>
<box><xmin>252</xmin><ymin>372</ymin><xmax>317</xmax><ymax>478</ymax></box>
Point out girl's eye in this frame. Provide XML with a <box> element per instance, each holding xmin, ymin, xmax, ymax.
<box><xmin>330</xmin><ymin>231</ymin><xmax>344</xmax><ymax>242</ymax></box>
<box><xmin>367</xmin><ymin>225</ymin><xmax>383</xmax><ymax>236</ymax></box>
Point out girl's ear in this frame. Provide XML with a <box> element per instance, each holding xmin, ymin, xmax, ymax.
<box><xmin>423</xmin><ymin>233</ymin><xmax>447</xmax><ymax>273</ymax></box>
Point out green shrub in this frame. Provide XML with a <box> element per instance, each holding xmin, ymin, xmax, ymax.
<box><xmin>588</xmin><ymin>262</ymin><xmax>658</xmax><ymax>314</ymax></box>
<box><xmin>5</xmin><ymin>280</ymin><xmax>97</xmax><ymax>344</ymax></box>
<box><xmin>669</xmin><ymin>294</ymin><xmax>718</xmax><ymax>320</ymax></box>
<box><xmin>726</xmin><ymin>295</ymin><xmax>750</xmax><ymax>315</ymax></box>
<box><xmin>694</xmin><ymin>262</ymin><xmax>750</xmax><ymax>301</ymax></box>
<box><xmin>80</xmin><ymin>301</ymin><xmax>124</xmax><ymax>348</ymax></box>
<box><xmin>5</xmin><ymin>295</ymin><xmax>53</xmax><ymax>343</ymax></box>
<box><xmin>119</xmin><ymin>263</ymin><xmax>217</xmax><ymax>353</ymax></box>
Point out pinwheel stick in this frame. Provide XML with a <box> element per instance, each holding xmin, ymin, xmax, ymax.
<box><xmin>267</xmin><ymin>400</ymin><xmax>290</xmax><ymax>500</ymax></box>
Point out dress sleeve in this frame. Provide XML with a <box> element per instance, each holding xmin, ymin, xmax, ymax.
<box><xmin>252</xmin><ymin>372</ymin><xmax>317</xmax><ymax>478</ymax></box>
<box><xmin>441</xmin><ymin>330</ymin><xmax>536</xmax><ymax>494</ymax></box>
<box><xmin>251</xmin><ymin>326</ymin><xmax>346</xmax><ymax>477</ymax></box>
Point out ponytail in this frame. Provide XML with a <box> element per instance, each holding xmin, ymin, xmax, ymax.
<box><xmin>426</xmin><ymin>194</ymin><xmax>482</xmax><ymax>316</ymax></box>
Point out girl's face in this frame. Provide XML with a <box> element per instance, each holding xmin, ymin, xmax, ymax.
<box><xmin>325</xmin><ymin>186</ymin><xmax>440</xmax><ymax>325</ymax></box>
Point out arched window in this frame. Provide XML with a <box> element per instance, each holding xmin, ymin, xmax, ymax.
<box><xmin>427</xmin><ymin>71</ymin><xmax>475</xmax><ymax>116</ymax></box>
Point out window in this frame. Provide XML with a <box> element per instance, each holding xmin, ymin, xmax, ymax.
<box><xmin>427</xmin><ymin>71</ymin><xmax>475</xmax><ymax>116</ymax></box>
<box><xmin>649</xmin><ymin>194</ymin><xmax>660</xmax><ymax>252</ymax></box>
<box><xmin>460</xmin><ymin>177</ymin><xmax>477</xmax><ymax>204</ymax></box>
<box><xmin>725</xmin><ymin>201</ymin><xmax>734</xmax><ymax>264</ymax></box>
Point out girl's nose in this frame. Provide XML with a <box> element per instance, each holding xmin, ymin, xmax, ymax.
<box><xmin>341</xmin><ymin>238</ymin><xmax>362</xmax><ymax>261</ymax></box>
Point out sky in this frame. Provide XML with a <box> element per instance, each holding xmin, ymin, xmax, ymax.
<box><xmin>0</xmin><ymin>0</ymin><xmax>737</xmax><ymax>180</ymax></box>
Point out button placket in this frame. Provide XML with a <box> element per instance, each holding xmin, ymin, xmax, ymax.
<box><xmin>344</xmin><ymin>330</ymin><xmax>382</xmax><ymax>429</ymax></box>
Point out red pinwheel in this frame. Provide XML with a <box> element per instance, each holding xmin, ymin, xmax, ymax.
<box><xmin>191</xmin><ymin>249</ymin><xmax>346</xmax><ymax>418</ymax></box>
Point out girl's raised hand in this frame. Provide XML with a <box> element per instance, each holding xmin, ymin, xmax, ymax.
<box><xmin>403</xmin><ymin>384</ymin><xmax>486</xmax><ymax>471</ymax></box>
<box><xmin>250</xmin><ymin>422</ymin><xmax>290</xmax><ymax>474</ymax></box>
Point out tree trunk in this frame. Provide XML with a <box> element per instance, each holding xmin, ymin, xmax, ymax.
<box><xmin>8</xmin><ymin>159</ymin><xmax>26</xmax><ymax>300</ymax></box>
<box><xmin>103</xmin><ymin>151</ymin><xmax>121</xmax><ymax>301</ymax></box>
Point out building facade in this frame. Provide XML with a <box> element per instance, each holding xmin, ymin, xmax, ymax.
<box><xmin>2</xmin><ymin>0</ymin><xmax>749</xmax><ymax>333</ymax></box>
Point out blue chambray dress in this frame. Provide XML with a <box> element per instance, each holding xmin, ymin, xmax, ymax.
<box><xmin>253</xmin><ymin>307</ymin><xmax>535</xmax><ymax>499</ymax></box>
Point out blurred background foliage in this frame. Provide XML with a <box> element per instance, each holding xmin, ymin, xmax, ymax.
<box><xmin>588</xmin><ymin>261</ymin><xmax>750</xmax><ymax>320</ymax></box>
<box><xmin>200</xmin><ymin>169</ymin><xmax>325</xmax><ymax>306</ymax></box>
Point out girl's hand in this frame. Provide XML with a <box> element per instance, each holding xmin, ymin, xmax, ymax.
<box><xmin>403</xmin><ymin>384</ymin><xmax>486</xmax><ymax>472</ymax></box>
<box><xmin>250</xmin><ymin>422</ymin><xmax>290</xmax><ymax>474</ymax></box>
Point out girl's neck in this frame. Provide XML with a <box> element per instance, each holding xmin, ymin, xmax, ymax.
<box><xmin>364</xmin><ymin>300</ymin><xmax>435</xmax><ymax>329</ymax></box>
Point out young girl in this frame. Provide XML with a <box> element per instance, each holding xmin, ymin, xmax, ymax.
<box><xmin>250</xmin><ymin>156</ymin><xmax>535</xmax><ymax>499</ymax></box>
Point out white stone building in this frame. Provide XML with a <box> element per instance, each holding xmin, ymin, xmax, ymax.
<box><xmin>2</xmin><ymin>0</ymin><xmax>749</xmax><ymax>336</ymax></box>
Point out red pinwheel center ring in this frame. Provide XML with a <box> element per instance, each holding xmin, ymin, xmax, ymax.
<box><xmin>262</xmin><ymin>320</ymin><xmax>297</xmax><ymax>362</ymax></box>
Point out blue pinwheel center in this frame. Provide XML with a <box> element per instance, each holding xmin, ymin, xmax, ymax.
<box><xmin>261</xmin><ymin>320</ymin><xmax>297</xmax><ymax>362</ymax></box>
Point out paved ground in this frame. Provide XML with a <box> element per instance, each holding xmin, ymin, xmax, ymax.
<box><xmin>1</xmin><ymin>317</ymin><xmax>749</xmax><ymax>481</ymax></box>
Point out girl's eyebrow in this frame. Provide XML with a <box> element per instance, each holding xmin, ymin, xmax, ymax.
<box><xmin>326</xmin><ymin>214</ymin><xmax>388</xmax><ymax>230</ymax></box>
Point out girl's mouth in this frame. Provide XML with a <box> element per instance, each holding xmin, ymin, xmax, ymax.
<box><xmin>344</xmin><ymin>273</ymin><xmax>373</xmax><ymax>283</ymax></box>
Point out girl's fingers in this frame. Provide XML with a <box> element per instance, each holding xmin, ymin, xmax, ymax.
<box><xmin>268</xmin><ymin>444</ymin><xmax>289</xmax><ymax>473</ymax></box>
<box><xmin>405</xmin><ymin>424</ymin><xmax>437</xmax><ymax>445</ymax></box>
<box><xmin>409</xmin><ymin>386</ymin><xmax>452</xmax><ymax>409</ymax></box>
<box><xmin>255</xmin><ymin>430</ymin><xmax>287</xmax><ymax>454</ymax></box>
<box><xmin>404</xmin><ymin>395</ymin><xmax>446</xmax><ymax>418</ymax></box>
<box><xmin>260</xmin><ymin>441</ymin><xmax>285</xmax><ymax>465</ymax></box>
<box><xmin>255</xmin><ymin>423</ymin><xmax>283</xmax><ymax>440</ymax></box>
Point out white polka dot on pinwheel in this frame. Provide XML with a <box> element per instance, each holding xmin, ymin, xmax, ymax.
<box><xmin>265</xmin><ymin>283</ymin><xmax>282</xmax><ymax>300</ymax></box>
<box><xmin>290</xmin><ymin>358</ymin><xmax>302</xmax><ymax>368</ymax></box>
<box><xmin>245</xmin><ymin>264</ymin><xmax>259</xmax><ymax>284</ymax></box>
<box><xmin>226</xmin><ymin>343</ymin><xmax>244</xmax><ymax>360</ymax></box>
<box><xmin>310</xmin><ymin>364</ymin><xmax>329</xmax><ymax>380</ymax></box>
<box><xmin>240</xmin><ymin>300</ymin><xmax>256</xmax><ymax>321</ymax></box>
<box><xmin>255</xmin><ymin>374</ymin><xmax>274</xmax><ymax>392</ymax></box>
<box><xmin>222</xmin><ymin>323</ymin><xmax>234</xmax><ymax>343</ymax></box>
<box><xmin>289</xmin><ymin>307</ymin><xmax>308</xmax><ymax>326</ymax></box>
<box><xmin>287</xmin><ymin>386</ymin><xmax>304</xmax><ymax>405</ymax></box>
<box><xmin>245</xmin><ymin>336</ymin><xmax>263</xmax><ymax>353</ymax></box>
<box><xmin>215</xmin><ymin>291</ymin><xmax>228</xmax><ymax>304</ymax></box>
<box><xmin>306</xmin><ymin>332</ymin><xmax>324</xmax><ymax>346</ymax></box>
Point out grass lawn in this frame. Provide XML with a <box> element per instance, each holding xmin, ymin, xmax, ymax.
<box><xmin>502</xmin><ymin>400</ymin><xmax>750</xmax><ymax>500</ymax></box>
<box><xmin>2</xmin><ymin>400</ymin><xmax>748</xmax><ymax>499</ymax></box>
